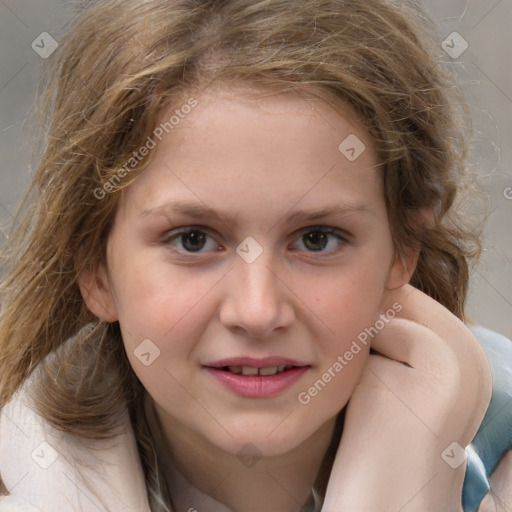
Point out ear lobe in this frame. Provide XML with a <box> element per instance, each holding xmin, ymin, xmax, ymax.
<box><xmin>386</xmin><ymin>208</ymin><xmax>433</xmax><ymax>290</ymax></box>
<box><xmin>385</xmin><ymin>246</ymin><xmax>419</xmax><ymax>290</ymax></box>
<box><xmin>78</xmin><ymin>264</ymin><xmax>119</xmax><ymax>322</ymax></box>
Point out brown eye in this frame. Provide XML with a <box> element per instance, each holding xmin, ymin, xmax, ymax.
<box><xmin>303</xmin><ymin>231</ymin><xmax>329</xmax><ymax>251</ymax></box>
<box><xmin>180</xmin><ymin>230</ymin><xmax>207</xmax><ymax>252</ymax></box>
<box><xmin>290</xmin><ymin>227</ymin><xmax>347</xmax><ymax>254</ymax></box>
<box><xmin>164</xmin><ymin>228</ymin><xmax>220</xmax><ymax>253</ymax></box>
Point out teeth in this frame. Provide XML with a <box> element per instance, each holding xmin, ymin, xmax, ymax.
<box><xmin>241</xmin><ymin>366</ymin><xmax>259</xmax><ymax>376</ymax></box>
<box><xmin>225</xmin><ymin>365</ymin><xmax>291</xmax><ymax>376</ymax></box>
<box><xmin>259</xmin><ymin>366</ymin><xmax>278</xmax><ymax>376</ymax></box>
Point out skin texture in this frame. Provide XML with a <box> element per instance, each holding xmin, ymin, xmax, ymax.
<box><xmin>79</xmin><ymin>86</ymin><xmax>490</xmax><ymax>512</ymax></box>
<box><xmin>323</xmin><ymin>284</ymin><xmax>492</xmax><ymax>511</ymax></box>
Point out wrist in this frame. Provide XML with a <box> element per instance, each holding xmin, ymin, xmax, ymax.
<box><xmin>322</xmin><ymin>454</ymin><xmax>466</xmax><ymax>512</ymax></box>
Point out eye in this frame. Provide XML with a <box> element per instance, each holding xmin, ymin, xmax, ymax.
<box><xmin>163</xmin><ymin>228</ymin><xmax>221</xmax><ymax>253</ymax></box>
<box><xmin>290</xmin><ymin>227</ymin><xmax>347</xmax><ymax>253</ymax></box>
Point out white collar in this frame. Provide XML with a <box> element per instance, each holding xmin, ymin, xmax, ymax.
<box><xmin>0</xmin><ymin>380</ymin><xmax>150</xmax><ymax>512</ymax></box>
<box><xmin>0</xmin><ymin>382</ymin><xmax>317</xmax><ymax>512</ymax></box>
<box><xmin>0</xmin><ymin>380</ymin><xmax>233</xmax><ymax>512</ymax></box>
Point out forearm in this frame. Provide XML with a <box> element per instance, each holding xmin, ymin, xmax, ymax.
<box><xmin>322</xmin><ymin>462</ymin><xmax>466</xmax><ymax>512</ymax></box>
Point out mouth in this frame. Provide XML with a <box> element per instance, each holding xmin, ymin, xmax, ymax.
<box><xmin>203</xmin><ymin>357</ymin><xmax>310</xmax><ymax>398</ymax></box>
<box><xmin>216</xmin><ymin>364</ymin><xmax>297</xmax><ymax>376</ymax></box>
<box><xmin>204</xmin><ymin>356</ymin><xmax>308</xmax><ymax>374</ymax></box>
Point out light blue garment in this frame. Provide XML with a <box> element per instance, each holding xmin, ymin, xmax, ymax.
<box><xmin>463</xmin><ymin>325</ymin><xmax>512</xmax><ymax>511</ymax></box>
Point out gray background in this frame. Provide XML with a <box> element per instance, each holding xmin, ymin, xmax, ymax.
<box><xmin>0</xmin><ymin>0</ymin><xmax>511</xmax><ymax>338</ymax></box>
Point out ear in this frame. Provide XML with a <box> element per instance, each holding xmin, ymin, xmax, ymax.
<box><xmin>78</xmin><ymin>263</ymin><xmax>119</xmax><ymax>322</ymax></box>
<box><xmin>385</xmin><ymin>208</ymin><xmax>433</xmax><ymax>290</ymax></box>
<box><xmin>385</xmin><ymin>245</ymin><xmax>419</xmax><ymax>290</ymax></box>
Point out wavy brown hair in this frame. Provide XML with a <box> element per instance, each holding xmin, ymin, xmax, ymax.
<box><xmin>0</xmin><ymin>0</ymin><xmax>481</xmax><ymax>508</ymax></box>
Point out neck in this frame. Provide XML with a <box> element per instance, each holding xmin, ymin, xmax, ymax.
<box><xmin>152</xmin><ymin>406</ymin><xmax>337</xmax><ymax>512</ymax></box>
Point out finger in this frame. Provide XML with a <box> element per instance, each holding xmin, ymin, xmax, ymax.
<box><xmin>372</xmin><ymin>316</ymin><xmax>491</xmax><ymax>443</ymax></box>
<box><xmin>383</xmin><ymin>285</ymin><xmax>474</xmax><ymax>351</ymax></box>
<box><xmin>382</xmin><ymin>285</ymin><xmax>492</xmax><ymax>381</ymax></box>
<box><xmin>370</xmin><ymin>317</ymin><xmax>458</xmax><ymax>376</ymax></box>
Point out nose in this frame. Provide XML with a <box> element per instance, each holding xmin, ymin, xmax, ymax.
<box><xmin>219</xmin><ymin>254</ymin><xmax>295</xmax><ymax>338</ymax></box>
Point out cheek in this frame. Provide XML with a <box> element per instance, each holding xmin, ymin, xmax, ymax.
<box><xmin>296</xmin><ymin>344</ymin><xmax>369</xmax><ymax>429</ymax></box>
<box><xmin>110</xmin><ymin>253</ymin><xmax>222</xmax><ymax>342</ymax></box>
<box><xmin>110</xmin><ymin>265</ymin><xmax>224</xmax><ymax>404</ymax></box>
<box><xmin>289</xmin><ymin>268</ymin><xmax>381</xmax><ymax>412</ymax></box>
<box><xmin>297</xmin><ymin>261</ymin><xmax>388</xmax><ymax>342</ymax></box>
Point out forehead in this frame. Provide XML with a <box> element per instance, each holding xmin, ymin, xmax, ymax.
<box><xmin>118</xmin><ymin>85</ymin><xmax>383</xmax><ymax>221</ymax></box>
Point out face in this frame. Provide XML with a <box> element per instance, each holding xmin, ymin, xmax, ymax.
<box><xmin>81</xmin><ymin>86</ymin><xmax>412</xmax><ymax>458</ymax></box>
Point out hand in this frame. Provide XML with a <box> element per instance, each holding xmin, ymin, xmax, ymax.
<box><xmin>322</xmin><ymin>284</ymin><xmax>492</xmax><ymax>512</ymax></box>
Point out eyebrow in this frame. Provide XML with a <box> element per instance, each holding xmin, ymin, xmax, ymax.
<box><xmin>140</xmin><ymin>200</ymin><xmax>372</xmax><ymax>226</ymax></box>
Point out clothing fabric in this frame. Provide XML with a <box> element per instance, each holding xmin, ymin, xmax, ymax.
<box><xmin>463</xmin><ymin>325</ymin><xmax>512</xmax><ymax>512</ymax></box>
<box><xmin>0</xmin><ymin>326</ymin><xmax>510</xmax><ymax>511</ymax></box>
<box><xmin>0</xmin><ymin>373</ymin><xmax>150</xmax><ymax>512</ymax></box>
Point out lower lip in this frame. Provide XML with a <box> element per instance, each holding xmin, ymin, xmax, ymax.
<box><xmin>205</xmin><ymin>367</ymin><xmax>309</xmax><ymax>398</ymax></box>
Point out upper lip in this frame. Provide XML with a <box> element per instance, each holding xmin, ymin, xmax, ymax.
<box><xmin>204</xmin><ymin>357</ymin><xmax>309</xmax><ymax>368</ymax></box>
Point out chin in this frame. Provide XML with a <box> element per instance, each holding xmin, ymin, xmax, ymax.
<box><xmin>205</xmin><ymin>417</ymin><xmax>319</xmax><ymax>458</ymax></box>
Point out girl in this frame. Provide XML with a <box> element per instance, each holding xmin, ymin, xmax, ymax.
<box><xmin>0</xmin><ymin>0</ymin><xmax>510</xmax><ymax>510</ymax></box>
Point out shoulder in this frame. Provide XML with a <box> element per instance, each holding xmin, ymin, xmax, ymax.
<box><xmin>463</xmin><ymin>326</ymin><xmax>512</xmax><ymax>512</ymax></box>
<box><xmin>0</xmin><ymin>373</ymin><xmax>150</xmax><ymax>512</ymax></box>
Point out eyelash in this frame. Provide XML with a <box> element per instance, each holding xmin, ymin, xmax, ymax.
<box><xmin>161</xmin><ymin>225</ymin><xmax>349</xmax><ymax>257</ymax></box>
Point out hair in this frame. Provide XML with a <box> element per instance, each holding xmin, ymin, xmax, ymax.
<box><xmin>0</xmin><ymin>0</ymin><xmax>481</xmax><ymax>508</ymax></box>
